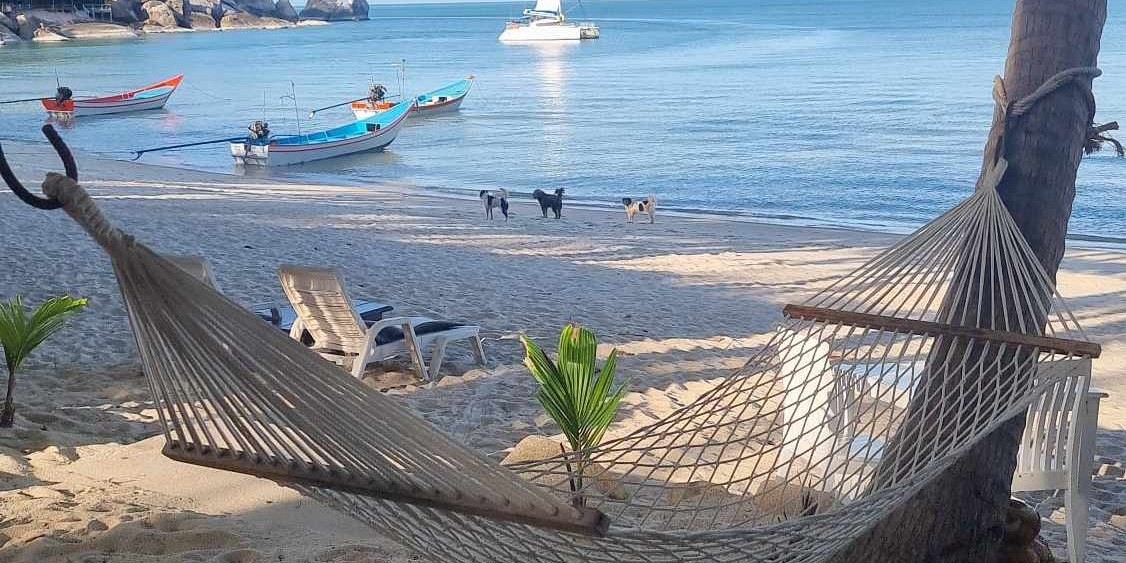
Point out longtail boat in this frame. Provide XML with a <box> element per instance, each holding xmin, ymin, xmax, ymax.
<box><xmin>231</xmin><ymin>99</ymin><xmax>413</xmax><ymax>167</ymax></box>
<box><xmin>41</xmin><ymin>75</ymin><xmax>184</xmax><ymax>119</ymax></box>
<box><xmin>351</xmin><ymin>77</ymin><xmax>474</xmax><ymax>119</ymax></box>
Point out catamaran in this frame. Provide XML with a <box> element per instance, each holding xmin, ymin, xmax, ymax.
<box><xmin>231</xmin><ymin>100</ymin><xmax>413</xmax><ymax>167</ymax></box>
<box><xmin>41</xmin><ymin>75</ymin><xmax>184</xmax><ymax>119</ymax></box>
<box><xmin>350</xmin><ymin>77</ymin><xmax>475</xmax><ymax>119</ymax></box>
<box><xmin>499</xmin><ymin>0</ymin><xmax>599</xmax><ymax>42</ymax></box>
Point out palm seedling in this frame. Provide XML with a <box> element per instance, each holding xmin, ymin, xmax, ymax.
<box><xmin>0</xmin><ymin>295</ymin><xmax>87</xmax><ymax>428</ymax></box>
<box><xmin>521</xmin><ymin>323</ymin><xmax>627</xmax><ymax>505</ymax></box>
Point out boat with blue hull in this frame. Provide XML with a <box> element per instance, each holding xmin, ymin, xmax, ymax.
<box><xmin>232</xmin><ymin>100</ymin><xmax>414</xmax><ymax>167</ymax></box>
<box><xmin>351</xmin><ymin>77</ymin><xmax>474</xmax><ymax>120</ymax></box>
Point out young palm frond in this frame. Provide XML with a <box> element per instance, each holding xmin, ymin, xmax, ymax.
<box><xmin>521</xmin><ymin>324</ymin><xmax>627</xmax><ymax>502</ymax></box>
<box><xmin>0</xmin><ymin>295</ymin><xmax>87</xmax><ymax>427</ymax></box>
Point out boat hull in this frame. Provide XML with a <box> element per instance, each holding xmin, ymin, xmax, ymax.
<box><xmin>499</xmin><ymin>23</ymin><xmax>583</xmax><ymax>41</ymax></box>
<box><xmin>351</xmin><ymin>78</ymin><xmax>473</xmax><ymax>120</ymax></box>
<box><xmin>232</xmin><ymin>103</ymin><xmax>411</xmax><ymax>167</ymax></box>
<box><xmin>41</xmin><ymin>75</ymin><xmax>183</xmax><ymax>119</ymax></box>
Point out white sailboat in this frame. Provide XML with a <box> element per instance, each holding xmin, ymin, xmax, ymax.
<box><xmin>499</xmin><ymin>0</ymin><xmax>599</xmax><ymax>42</ymax></box>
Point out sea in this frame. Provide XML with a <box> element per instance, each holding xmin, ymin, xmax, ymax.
<box><xmin>0</xmin><ymin>0</ymin><xmax>1123</xmax><ymax>243</ymax></box>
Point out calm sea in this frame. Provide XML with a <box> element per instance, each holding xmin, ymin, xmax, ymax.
<box><xmin>0</xmin><ymin>0</ymin><xmax>1123</xmax><ymax>241</ymax></box>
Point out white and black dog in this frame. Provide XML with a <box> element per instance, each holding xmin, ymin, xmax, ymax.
<box><xmin>480</xmin><ymin>189</ymin><xmax>510</xmax><ymax>221</ymax></box>
<box><xmin>622</xmin><ymin>195</ymin><xmax>657</xmax><ymax>224</ymax></box>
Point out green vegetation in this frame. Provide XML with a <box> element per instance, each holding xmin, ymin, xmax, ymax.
<box><xmin>0</xmin><ymin>295</ymin><xmax>88</xmax><ymax>428</ymax></box>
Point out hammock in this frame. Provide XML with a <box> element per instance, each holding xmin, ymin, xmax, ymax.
<box><xmin>0</xmin><ymin>68</ymin><xmax>1101</xmax><ymax>562</ymax></box>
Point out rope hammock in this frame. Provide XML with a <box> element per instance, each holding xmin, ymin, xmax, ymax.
<box><xmin>0</xmin><ymin>68</ymin><xmax>1102</xmax><ymax>562</ymax></box>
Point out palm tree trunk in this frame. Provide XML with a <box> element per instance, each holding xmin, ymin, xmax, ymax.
<box><xmin>838</xmin><ymin>1</ymin><xmax>1106</xmax><ymax>561</ymax></box>
<box><xmin>1</xmin><ymin>362</ymin><xmax>16</xmax><ymax>427</ymax></box>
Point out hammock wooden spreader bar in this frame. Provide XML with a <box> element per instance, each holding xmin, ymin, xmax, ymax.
<box><xmin>783</xmin><ymin>305</ymin><xmax>1102</xmax><ymax>358</ymax></box>
<box><xmin>161</xmin><ymin>442</ymin><xmax>611</xmax><ymax>535</ymax></box>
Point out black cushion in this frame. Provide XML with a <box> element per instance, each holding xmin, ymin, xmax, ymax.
<box><xmin>375</xmin><ymin>321</ymin><xmax>465</xmax><ymax>346</ymax></box>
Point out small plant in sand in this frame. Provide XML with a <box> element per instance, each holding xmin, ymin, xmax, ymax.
<box><xmin>521</xmin><ymin>324</ymin><xmax>627</xmax><ymax>504</ymax></box>
<box><xmin>0</xmin><ymin>295</ymin><xmax>87</xmax><ymax>428</ymax></box>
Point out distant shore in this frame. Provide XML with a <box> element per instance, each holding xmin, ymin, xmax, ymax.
<box><xmin>0</xmin><ymin>0</ymin><xmax>363</xmax><ymax>43</ymax></box>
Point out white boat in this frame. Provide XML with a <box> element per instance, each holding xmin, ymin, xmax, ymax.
<box><xmin>499</xmin><ymin>0</ymin><xmax>599</xmax><ymax>42</ymax></box>
<box><xmin>231</xmin><ymin>100</ymin><xmax>413</xmax><ymax>167</ymax></box>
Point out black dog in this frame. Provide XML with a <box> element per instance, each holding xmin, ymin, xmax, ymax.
<box><xmin>532</xmin><ymin>188</ymin><xmax>565</xmax><ymax>219</ymax></box>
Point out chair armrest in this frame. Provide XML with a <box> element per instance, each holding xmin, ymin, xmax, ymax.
<box><xmin>1087</xmin><ymin>386</ymin><xmax>1109</xmax><ymax>399</ymax></box>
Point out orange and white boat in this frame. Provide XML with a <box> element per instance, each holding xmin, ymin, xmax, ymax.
<box><xmin>41</xmin><ymin>75</ymin><xmax>184</xmax><ymax>119</ymax></box>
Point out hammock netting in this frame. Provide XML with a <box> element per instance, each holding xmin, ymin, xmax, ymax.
<box><xmin>35</xmin><ymin>143</ymin><xmax>1097</xmax><ymax>561</ymax></box>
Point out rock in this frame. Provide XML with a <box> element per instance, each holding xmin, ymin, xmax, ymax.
<box><xmin>1004</xmin><ymin>498</ymin><xmax>1041</xmax><ymax>547</ymax></box>
<box><xmin>33</xmin><ymin>25</ymin><xmax>70</xmax><ymax>42</ymax></box>
<box><xmin>299</xmin><ymin>0</ymin><xmax>368</xmax><ymax>21</ymax></box>
<box><xmin>218</xmin><ymin>12</ymin><xmax>292</xmax><ymax>29</ymax></box>
<box><xmin>58</xmin><ymin>22</ymin><xmax>138</xmax><ymax>39</ymax></box>
<box><xmin>0</xmin><ymin>12</ymin><xmax>16</xmax><ymax>34</ymax></box>
<box><xmin>166</xmin><ymin>0</ymin><xmax>193</xmax><ymax>27</ymax></box>
<box><xmin>190</xmin><ymin>12</ymin><xmax>217</xmax><ymax>28</ymax></box>
<box><xmin>502</xmin><ymin>435</ymin><xmax>566</xmax><ymax>466</ymax></box>
<box><xmin>233</xmin><ymin>0</ymin><xmax>276</xmax><ymax>16</ymax></box>
<box><xmin>586</xmin><ymin>463</ymin><xmax>629</xmax><ymax>501</ymax></box>
<box><xmin>16</xmin><ymin>14</ymin><xmax>42</xmax><ymax>40</ymax></box>
<box><xmin>143</xmin><ymin>0</ymin><xmax>181</xmax><ymax>27</ymax></box>
<box><xmin>110</xmin><ymin>0</ymin><xmax>144</xmax><ymax>23</ymax></box>
<box><xmin>1096</xmin><ymin>463</ymin><xmax>1125</xmax><ymax>477</ymax></box>
<box><xmin>1110</xmin><ymin>513</ymin><xmax>1126</xmax><ymax>529</ymax></box>
<box><xmin>753</xmin><ymin>476</ymin><xmax>836</xmax><ymax>519</ymax></box>
<box><xmin>192</xmin><ymin>0</ymin><xmax>223</xmax><ymax>18</ymax></box>
<box><xmin>1030</xmin><ymin>538</ymin><xmax>1055</xmax><ymax>563</ymax></box>
<box><xmin>274</xmin><ymin>0</ymin><xmax>298</xmax><ymax>22</ymax></box>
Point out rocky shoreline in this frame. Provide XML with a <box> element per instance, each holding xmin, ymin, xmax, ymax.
<box><xmin>0</xmin><ymin>0</ymin><xmax>366</xmax><ymax>42</ymax></box>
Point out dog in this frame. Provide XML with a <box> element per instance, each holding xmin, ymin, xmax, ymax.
<box><xmin>480</xmin><ymin>189</ymin><xmax>510</xmax><ymax>221</ymax></box>
<box><xmin>532</xmin><ymin>188</ymin><xmax>565</xmax><ymax>219</ymax></box>
<box><xmin>622</xmin><ymin>195</ymin><xmax>657</xmax><ymax>224</ymax></box>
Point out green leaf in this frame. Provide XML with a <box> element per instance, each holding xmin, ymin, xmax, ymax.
<box><xmin>0</xmin><ymin>295</ymin><xmax>87</xmax><ymax>374</ymax></box>
<box><xmin>523</xmin><ymin>325</ymin><xmax>627</xmax><ymax>460</ymax></box>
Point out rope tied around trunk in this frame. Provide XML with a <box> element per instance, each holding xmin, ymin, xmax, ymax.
<box><xmin>41</xmin><ymin>172</ymin><xmax>135</xmax><ymax>253</ymax></box>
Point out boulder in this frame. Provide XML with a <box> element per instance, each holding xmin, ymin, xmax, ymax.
<box><xmin>110</xmin><ymin>0</ymin><xmax>144</xmax><ymax>23</ymax></box>
<box><xmin>274</xmin><ymin>0</ymin><xmax>298</xmax><ymax>22</ymax></box>
<box><xmin>0</xmin><ymin>12</ymin><xmax>16</xmax><ymax>34</ymax></box>
<box><xmin>33</xmin><ymin>25</ymin><xmax>70</xmax><ymax>42</ymax></box>
<box><xmin>191</xmin><ymin>0</ymin><xmax>223</xmax><ymax>18</ymax></box>
<box><xmin>299</xmin><ymin>0</ymin><xmax>368</xmax><ymax>21</ymax></box>
<box><xmin>753</xmin><ymin>476</ymin><xmax>836</xmax><ymax>519</ymax></box>
<box><xmin>218</xmin><ymin>12</ymin><xmax>292</xmax><ymax>29</ymax></box>
<box><xmin>0</xmin><ymin>26</ymin><xmax>19</xmax><ymax>43</ymax></box>
<box><xmin>232</xmin><ymin>0</ymin><xmax>276</xmax><ymax>16</ymax></box>
<box><xmin>166</xmin><ymin>0</ymin><xmax>193</xmax><ymax>27</ymax></box>
<box><xmin>58</xmin><ymin>22</ymin><xmax>138</xmax><ymax>39</ymax></box>
<box><xmin>16</xmin><ymin>14</ymin><xmax>43</xmax><ymax>40</ymax></box>
<box><xmin>142</xmin><ymin>0</ymin><xmax>181</xmax><ymax>28</ymax></box>
<box><xmin>190</xmin><ymin>12</ymin><xmax>217</xmax><ymax>29</ymax></box>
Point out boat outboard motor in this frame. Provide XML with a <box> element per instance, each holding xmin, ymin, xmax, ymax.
<box><xmin>369</xmin><ymin>84</ymin><xmax>387</xmax><ymax>103</ymax></box>
<box><xmin>54</xmin><ymin>87</ymin><xmax>73</xmax><ymax>105</ymax></box>
<box><xmin>247</xmin><ymin>121</ymin><xmax>271</xmax><ymax>142</ymax></box>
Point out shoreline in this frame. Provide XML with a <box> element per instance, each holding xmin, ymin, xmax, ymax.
<box><xmin>68</xmin><ymin>143</ymin><xmax>1126</xmax><ymax>251</ymax></box>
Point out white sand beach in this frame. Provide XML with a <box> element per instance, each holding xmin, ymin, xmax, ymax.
<box><xmin>0</xmin><ymin>142</ymin><xmax>1122</xmax><ymax>562</ymax></box>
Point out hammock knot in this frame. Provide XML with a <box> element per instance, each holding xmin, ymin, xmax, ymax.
<box><xmin>1004</xmin><ymin>67</ymin><xmax>1101</xmax><ymax>120</ymax></box>
<box><xmin>42</xmin><ymin>172</ymin><xmax>134</xmax><ymax>251</ymax></box>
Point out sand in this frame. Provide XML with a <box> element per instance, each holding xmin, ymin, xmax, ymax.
<box><xmin>0</xmin><ymin>141</ymin><xmax>1122</xmax><ymax>561</ymax></box>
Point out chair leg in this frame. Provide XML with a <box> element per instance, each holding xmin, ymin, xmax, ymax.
<box><xmin>471</xmin><ymin>335</ymin><xmax>487</xmax><ymax>366</ymax></box>
<box><xmin>401</xmin><ymin>323</ymin><xmax>429</xmax><ymax>381</ymax></box>
<box><xmin>350</xmin><ymin>351</ymin><xmax>368</xmax><ymax>379</ymax></box>
<box><xmin>1065</xmin><ymin>485</ymin><xmax>1088</xmax><ymax>563</ymax></box>
<box><xmin>429</xmin><ymin>338</ymin><xmax>449</xmax><ymax>381</ymax></box>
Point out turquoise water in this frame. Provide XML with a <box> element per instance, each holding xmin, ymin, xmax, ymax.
<box><xmin>0</xmin><ymin>0</ymin><xmax>1123</xmax><ymax>241</ymax></box>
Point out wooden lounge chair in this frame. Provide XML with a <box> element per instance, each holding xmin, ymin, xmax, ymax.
<box><xmin>278</xmin><ymin>266</ymin><xmax>486</xmax><ymax>380</ymax></box>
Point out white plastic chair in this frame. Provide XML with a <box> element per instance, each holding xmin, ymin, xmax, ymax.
<box><xmin>278</xmin><ymin>266</ymin><xmax>486</xmax><ymax>381</ymax></box>
<box><xmin>1011</xmin><ymin>358</ymin><xmax>1104</xmax><ymax>563</ymax></box>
